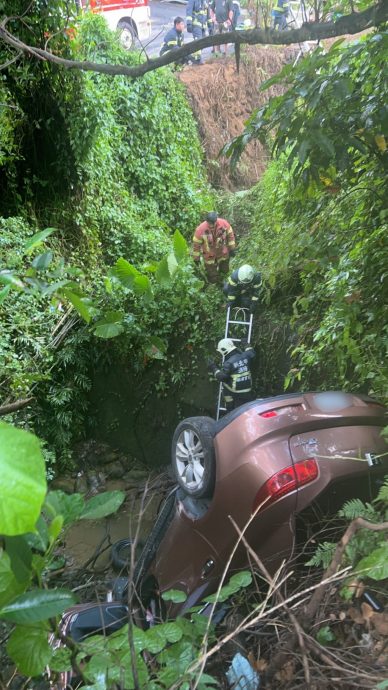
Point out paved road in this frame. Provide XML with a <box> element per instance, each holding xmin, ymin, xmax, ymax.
<box><xmin>136</xmin><ymin>0</ymin><xmax>215</xmax><ymax>60</ymax></box>
<box><xmin>140</xmin><ymin>0</ymin><xmax>187</xmax><ymax>57</ymax></box>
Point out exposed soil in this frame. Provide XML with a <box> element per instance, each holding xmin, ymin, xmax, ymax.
<box><xmin>178</xmin><ymin>45</ymin><xmax>295</xmax><ymax>190</ymax></box>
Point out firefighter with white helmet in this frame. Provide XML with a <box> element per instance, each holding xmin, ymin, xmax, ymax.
<box><xmin>207</xmin><ymin>337</ymin><xmax>255</xmax><ymax>413</ymax></box>
<box><xmin>223</xmin><ymin>264</ymin><xmax>262</xmax><ymax>312</ymax></box>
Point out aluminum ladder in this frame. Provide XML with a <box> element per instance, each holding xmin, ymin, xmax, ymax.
<box><xmin>216</xmin><ymin>306</ymin><xmax>253</xmax><ymax>420</ymax></box>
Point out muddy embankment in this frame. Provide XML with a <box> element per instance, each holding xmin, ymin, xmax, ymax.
<box><xmin>178</xmin><ymin>46</ymin><xmax>293</xmax><ymax>190</ymax></box>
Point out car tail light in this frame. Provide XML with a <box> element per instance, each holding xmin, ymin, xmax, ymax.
<box><xmin>252</xmin><ymin>458</ymin><xmax>319</xmax><ymax>513</ymax></box>
<box><xmin>259</xmin><ymin>404</ymin><xmax>303</xmax><ymax>419</ymax></box>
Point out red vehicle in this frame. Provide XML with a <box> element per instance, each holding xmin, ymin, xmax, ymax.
<box><xmin>50</xmin><ymin>391</ymin><xmax>388</xmax><ymax>686</ymax></box>
<box><xmin>78</xmin><ymin>0</ymin><xmax>151</xmax><ymax>49</ymax></box>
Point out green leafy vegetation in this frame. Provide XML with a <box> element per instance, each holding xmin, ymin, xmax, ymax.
<box><xmin>0</xmin><ymin>419</ymin><xmax>255</xmax><ymax>685</ymax></box>
<box><xmin>0</xmin><ymin>12</ymin><xmax>219</xmax><ymax>468</ymax></box>
<box><xmin>306</xmin><ymin>479</ymin><xmax>388</xmax><ymax>586</ymax></box>
<box><xmin>224</xmin><ymin>31</ymin><xmax>388</xmax><ymax>401</ymax></box>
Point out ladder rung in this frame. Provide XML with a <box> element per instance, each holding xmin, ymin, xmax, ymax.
<box><xmin>228</xmin><ymin>320</ymin><xmax>251</xmax><ymax>325</ymax></box>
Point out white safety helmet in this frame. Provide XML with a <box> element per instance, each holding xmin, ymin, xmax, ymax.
<box><xmin>238</xmin><ymin>264</ymin><xmax>255</xmax><ymax>284</ymax></box>
<box><xmin>217</xmin><ymin>338</ymin><xmax>237</xmax><ymax>356</ymax></box>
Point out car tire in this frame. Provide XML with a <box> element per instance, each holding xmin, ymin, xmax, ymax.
<box><xmin>111</xmin><ymin>538</ymin><xmax>144</xmax><ymax>572</ymax></box>
<box><xmin>171</xmin><ymin>417</ymin><xmax>216</xmax><ymax>498</ymax></box>
<box><xmin>118</xmin><ymin>21</ymin><xmax>136</xmax><ymax>50</ymax></box>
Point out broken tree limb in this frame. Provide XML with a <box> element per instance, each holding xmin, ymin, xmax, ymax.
<box><xmin>0</xmin><ymin>397</ymin><xmax>34</xmax><ymax>416</ymax></box>
<box><xmin>0</xmin><ymin>2</ymin><xmax>387</xmax><ymax>79</ymax></box>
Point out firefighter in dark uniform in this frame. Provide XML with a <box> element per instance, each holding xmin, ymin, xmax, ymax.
<box><xmin>208</xmin><ymin>338</ymin><xmax>255</xmax><ymax>412</ymax></box>
<box><xmin>272</xmin><ymin>0</ymin><xmax>289</xmax><ymax>30</ymax></box>
<box><xmin>160</xmin><ymin>17</ymin><xmax>185</xmax><ymax>57</ymax></box>
<box><xmin>186</xmin><ymin>0</ymin><xmax>212</xmax><ymax>64</ymax></box>
<box><xmin>223</xmin><ymin>264</ymin><xmax>262</xmax><ymax>312</ymax></box>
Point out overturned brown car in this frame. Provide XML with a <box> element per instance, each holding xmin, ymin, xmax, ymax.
<box><xmin>51</xmin><ymin>391</ymin><xmax>388</xmax><ymax>683</ymax></box>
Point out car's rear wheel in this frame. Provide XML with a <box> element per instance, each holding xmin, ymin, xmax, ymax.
<box><xmin>171</xmin><ymin>417</ymin><xmax>216</xmax><ymax>498</ymax></box>
<box><xmin>118</xmin><ymin>21</ymin><xmax>136</xmax><ymax>50</ymax></box>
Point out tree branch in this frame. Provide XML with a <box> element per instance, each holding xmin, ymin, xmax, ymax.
<box><xmin>0</xmin><ymin>2</ymin><xmax>386</xmax><ymax>79</ymax></box>
<box><xmin>0</xmin><ymin>397</ymin><xmax>34</xmax><ymax>416</ymax></box>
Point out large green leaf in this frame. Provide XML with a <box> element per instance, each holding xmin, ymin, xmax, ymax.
<box><xmin>93</xmin><ymin>322</ymin><xmax>124</xmax><ymax>339</ymax></box>
<box><xmin>205</xmin><ymin>570</ymin><xmax>252</xmax><ymax>603</ymax></box>
<box><xmin>4</xmin><ymin>536</ymin><xmax>33</xmax><ymax>582</ymax></box>
<box><xmin>0</xmin><ymin>552</ymin><xmax>17</xmax><ymax>592</ymax></box>
<box><xmin>0</xmin><ymin>423</ymin><xmax>46</xmax><ymax>536</ymax></box>
<box><xmin>133</xmin><ymin>274</ymin><xmax>152</xmax><ymax>296</ymax></box>
<box><xmin>63</xmin><ymin>289</ymin><xmax>91</xmax><ymax>323</ymax></box>
<box><xmin>45</xmin><ymin>491</ymin><xmax>85</xmax><ymax>527</ymax></box>
<box><xmin>24</xmin><ymin>228</ymin><xmax>56</xmax><ymax>252</ymax></box>
<box><xmin>173</xmin><ymin>230</ymin><xmax>188</xmax><ymax>262</ymax></box>
<box><xmin>0</xmin><ymin>270</ymin><xmax>24</xmax><ymax>290</ymax></box>
<box><xmin>357</xmin><ymin>543</ymin><xmax>388</xmax><ymax>580</ymax></box>
<box><xmin>0</xmin><ymin>588</ymin><xmax>76</xmax><ymax>623</ymax></box>
<box><xmin>113</xmin><ymin>258</ymin><xmax>139</xmax><ymax>288</ymax></box>
<box><xmin>25</xmin><ymin>514</ymin><xmax>50</xmax><ymax>552</ymax></box>
<box><xmin>144</xmin><ymin>625</ymin><xmax>170</xmax><ymax>654</ymax></box>
<box><xmin>93</xmin><ymin>311</ymin><xmax>125</xmax><ymax>339</ymax></box>
<box><xmin>31</xmin><ymin>251</ymin><xmax>53</xmax><ymax>271</ymax></box>
<box><xmin>0</xmin><ymin>284</ymin><xmax>11</xmax><ymax>303</ymax></box>
<box><xmin>161</xmin><ymin>589</ymin><xmax>187</xmax><ymax>603</ymax></box>
<box><xmin>7</xmin><ymin>624</ymin><xmax>52</xmax><ymax>676</ymax></box>
<box><xmin>104</xmin><ymin>624</ymin><xmax>146</xmax><ymax>655</ymax></box>
<box><xmin>167</xmin><ymin>252</ymin><xmax>179</xmax><ymax>277</ymax></box>
<box><xmin>155</xmin><ymin>256</ymin><xmax>171</xmax><ymax>286</ymax></box>
<box><xmin>157</xmin><ymin>622</ymin><xmax>183</xmax><ymax>643</ymax></box>
<box><xmin>80</xmin><ymin>491</ymin><xmax>125</xmax><ymax>520</ymax></box>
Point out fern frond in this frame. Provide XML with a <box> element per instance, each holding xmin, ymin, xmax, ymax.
<box><xmin>338</xmin><ymin>498</ymin><xmax>378</xmax><ymax>521</ymax></box>
<box><xmin>305</xmin><ymin>542</ymin><xmax>336</xmax><ymax>568</ymax></box>
<box><xmin>375</xmin><ymin>476</ymin><xmax>388</xmax><ymax>506</ymax></box>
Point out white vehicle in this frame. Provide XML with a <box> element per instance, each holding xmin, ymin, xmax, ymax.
<box><xmin>78</xmin><ymin>0</ymin><xmax>151</xmax><ymax>49</ymax></box>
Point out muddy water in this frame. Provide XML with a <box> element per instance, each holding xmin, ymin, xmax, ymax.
<box><xmin>64</xmin><ymin>481</ymin><xmax>162</xmax><ymax>572</ymax></box>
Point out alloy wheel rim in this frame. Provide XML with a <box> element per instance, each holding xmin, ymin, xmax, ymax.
<box><xmin>176</xmin><ymin>429</ymin><xmax>205</xmax><ymax>490</ymax></box>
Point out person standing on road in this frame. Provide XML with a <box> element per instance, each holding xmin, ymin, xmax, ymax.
<box><xmin>210</xmin><ymin>0</ymin><xmax>234</xmax><ymax>55</ymax></box>
<box><xmin>223</xmin><ymin>265</ymin><xmax>262</xmax><ymax>312</ymax></box>
<box><xmin>207</xmin><ymin>338</ymin><xmax>255</xmax><ymax>412</ymax></box>
<box><xmin>186</xmin><ymin>0</ymin><xmax>212</xmax><ymax>64</ymax></box>
<box><xmin>159</xmin><ymin>17</ymin><xmax>185</xmax><ymax>58</ymax></box>
<box><xmin>272</xmin><ymin>0</ymin><xmax>289</xmax><ymax>30</ymax></box>
<box><xmin>192</xmin><ymin>211</ymin><xmax>236</xmax><ymax>283</ymax></box>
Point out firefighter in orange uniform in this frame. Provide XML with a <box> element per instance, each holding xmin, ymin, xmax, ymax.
<box><xmin>192</xmin><ymin>211</ymin><xmax>236</xmax><ymax>283</ymax></box>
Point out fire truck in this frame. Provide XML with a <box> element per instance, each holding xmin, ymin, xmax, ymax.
<box><xmin>78</xmin><ymin>0</ymin><xmax>151</xmax><ymax>50</ymax></box>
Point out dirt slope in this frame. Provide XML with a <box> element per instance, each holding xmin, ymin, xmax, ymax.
<box><xmin>178</xmin><ymin>46</ymin><xmax>292</xmax><ymax>190</ymax></box>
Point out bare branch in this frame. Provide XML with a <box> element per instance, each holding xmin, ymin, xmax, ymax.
<box><xmin>0</xmin><ymin>397</ymin><xmax>34</xmax><ymax>416</ymax></box>
<box><xmin>0</xmin><ymin>2</ymin><xmax>387</xmax><ymax>79</ymax></box>
<box><xmin>0</xmin><ymin>49</ymin><xmax>22</xmax><ymax>70</ymax></box>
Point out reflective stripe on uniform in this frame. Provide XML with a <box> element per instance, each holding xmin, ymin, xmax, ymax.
<box><xmin>227</xmin><ymin>225</ymin><xmax>236</xmax><ymax>250</ymax></box>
